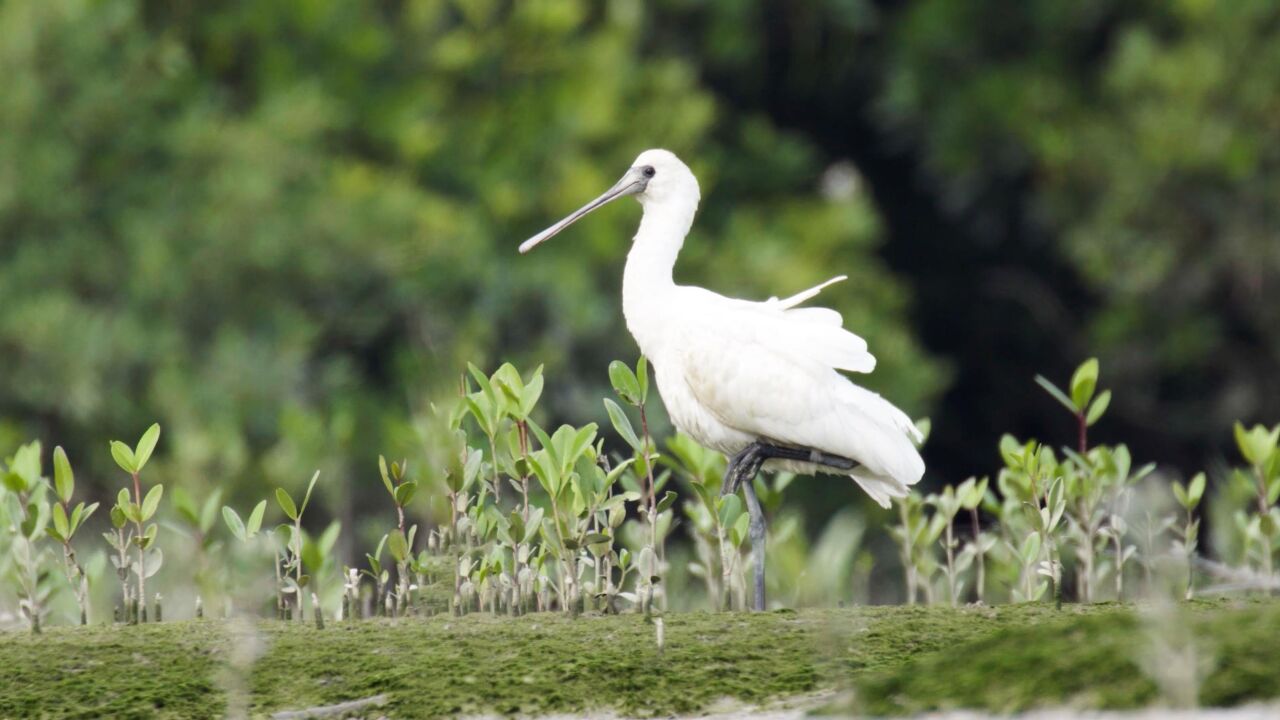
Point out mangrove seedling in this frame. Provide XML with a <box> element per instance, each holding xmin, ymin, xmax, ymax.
<box><xmin>171</xmin><ymin>486</ymin><xmax>224</xmax><ymax>587</ymax></box>
<box><xmin>1036</xmin><ymin>357</ymin><xmax>1111</xmax><ymax>454</ymax></box>
<box><xmin>606</xmin><ymin>356</ymin><xmax>667</xmax><ymax>595</ymax></box>
<box><xmin>1172</xmin><ymin>472</ymin><xmax>1206</xmax><ymax>599</ymax></box>
<box><xmin>443</xmin><ymin>426</ymin><xmax>482</xmax><ymax>614</ymax></box>
<box><xmin>275</xmin><ymin>470</ymin><xmax>319</xmax><ymax>620</ymax></box>
<box><xmin>492</xmin><ymin>362</ymin><xmax>544</xmax><ymax>518</ymax></box>
<box><xmin>891</xmin><ymin>491</ymin><xmax>943</xmax><ymax>605</ymax></box>
<box><xmin>109</xmin><ymin>422</ymin><xmax>164</xmax><ymax>622</ymax></box>
<box><xmin>44</xmin><ymin>446</ymin><xmax>98</xmax><ymax>625</ymax></box>
<box><xmin>1233</xmin><ymin>422</ymin><xmax>1280</xmax><ymax>577</ymax></box>
<box><xmin>463</xmin><ymin>363</ymin><xmax>511</xmax><ymax>503</ymax></box>
<box><xmin>380</xmin><ymin>455</ymin><xmax>419</xmax><ymax>615</ymax></box>
<box><xmin>2</xmin><ymin>441</ymin><xmax>52</xmax><ymax>632</ymax></box>
<box><xmin>927</xmin><ymin>485</ymin><xmax>967</xmax><ymax>606</ymax></box>
<box><xmin>956</xmin><ymin>477</ymin><xmax>995</xmax><ymax>604</ymax></box>
<box><xmin>364</xmin><ymin>534</ymin><xmax>391</xmax><ymax>616</ymax></box>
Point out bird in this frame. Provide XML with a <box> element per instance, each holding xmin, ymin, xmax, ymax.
<box><xmin>520</xmin><ymin>149</ymin><xmax>924</xmax><ymax>611</ymax></box>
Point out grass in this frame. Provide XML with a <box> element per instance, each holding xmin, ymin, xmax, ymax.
<box><xmin>0</xmin><ymin>601</ymin><xmax>1276</xmax><ymax>718</ymax></box>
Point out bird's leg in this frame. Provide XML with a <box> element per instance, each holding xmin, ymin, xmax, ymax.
<box><xmin>720</xmin><ymin>440</ymin><xmax>861</xmax><ymax>612</ymax></box>
<box><xmin>740</xmin><ymin>454</ymin><xmax>768</xmax><ymax>611</ymax></box>
<box><xmin>720</xmin><ymin>444</ymin><xmax>760</xmax><ymax>498</ymax></box>
<box><xmin>753</xmin><ymin>443</ymin><xmax>859</xmax><ymax>470</ymax></box>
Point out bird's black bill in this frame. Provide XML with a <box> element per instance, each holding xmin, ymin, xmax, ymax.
<box><xmin>518</xmin><ymin>168</ymin><xmax>648</xmax><ymax>254</ymax></box>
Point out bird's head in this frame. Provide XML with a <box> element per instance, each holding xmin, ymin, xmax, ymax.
<box><xmin>519</xmin><ymin>148</ymin><xmax>699</xmax><ymax>254</ymax></box>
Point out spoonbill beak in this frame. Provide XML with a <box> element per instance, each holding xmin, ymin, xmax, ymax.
<box><xmin>519</xmin><ymin>166</ymin><xmax>650</xmax><ymax>254</ymax></box>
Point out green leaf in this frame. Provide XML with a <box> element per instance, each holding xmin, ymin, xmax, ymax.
<box><xmin>467</xmin><ymin>362</ymin><xmax>498</xmax><ymax>405</ymax></box>
<box><xmin>636</xmin><ymin>356</ymin><xmax>649</xmax><ymax>403</ymax></box>
<box><xmin>521</xmin><ymin>369</ymin><xmax>544</xmax><ymax>418</ymax></box>
<box><xmin>300</xmin><ymin>470</ymin><xmax>319</xmax><ymax>515</ymax></box>
<box><xmin>246</xmin><ymin>500</ymin><xmax>267</xmax><ymax>536</ymax></box>
<box><xmin>1034</xmin><ymin>376</ymin><xmax>1077</xmax><ymax>414</ymax></box>
<box><xmin>1069</xmin><ymin>358</ymin><xmax>1099</xmax><ymax>410</ymax></box>
<box><xmin>70</xmin><ymin>502</ymin><xmax>91</xmax><ymax>534</ymax></box>
<box><xmin>222</xmin><ymin>507</ymin><xmax>246</xmax><ymax>542</ymax></box>
<box><xmin>200</xmin><ymin>489</ymin><xmax>223</xmax><ymax>534</ymax></box>
<box><xmin>1188</xmin><ymin>472</ymin><xmax>1206</xmax><ymax>508</ymax></box>
<box><xmin>394</xmin><ymin>481</ymin><xmax>418</xmax><ymax>507</ymax></box>
<box><xmin>379</xmin><ymin>456</ymin><xmax>394</xmax><ymax>496</ymax></box>
<box><xmin>8</xmin><ymin>441</ymin><xmax>42</xmax><ymax>487</ymax></box>
<box><xmin>388</xmin><ymin>529</ymin><xmax>409</xmax><ymax>563</ymax></box>
<box><xmin>20</xmin><ymin>502</ymin><xmax>39</xmax><ymax>538</ymax></box>
<box><xmin>275</xmin><ymin>488</ymin><xmax>298</xmax><ymax>521</ymax></box>
<box><xmin>569</xmin><ymin>424</ymin><xmax>598</xmax><ymax>467</ymax></box>
<box><xmin>110</xmin><ymin>505</ymin><xmax>128</xmax><ymax>529</ymax></box>
<box><xmin>141</xmin><ymin>484</ymin><xmax>164</xmax><ymax>522</ymax></box>
<box><xmin>52</xmin><ymin>502</ymin><xmax>69</xmax><ymax>540</ymax></box>
<box><xmin>604</xmin><ymin>399</ymin><xmax>642</xmax><ymax>452</ymax></box>
<box><xmin>142</xmin><ymin>523</ymin><xmax>158</xmax><ymax>549</ymax></box>
<box><xmin>1172</xmin><ymin>481</ymin><xmax>1189</xmax><ymax>510</ymax></box>
<box><xmin>2</xmin><ymin>471</ymin><xmax>26</xmax><ymax>494</ymax></box>
<box><xmin>53</xmin><ymin>446</ymin><xmax>74</xmax><ymax>504</ymax></box>
<box><xmin>914</xmin><ymin>417</ymin><xmax>932</xmax><ymax>446</ymax></box>
<box><xmin>523</xmin><ymin>506</ymin><xmax>544</xmax><ymax>544</ymax></box>
<box><xmin>134</xmin><ymin>423</ymin><xmax>161</xmax><ymax>472</ymax></box>
<box><xmin>718</xmin><ymin>494</ymin><xmax>744</xmax><ymax>529</ymax></box>
<box><xmin>656</xmin><ymin>490</ymin><xmax>677</xmax><ymax>514</ymax></box>
<box><xmin>526</xmin><ymin>418</ymin><xmax>556</xmax><ymax>467</ymax></box>
<box><xmin>1085</xmin><ymin>389</ymin><xmax>1111</xmax><ymax>427</ymax></box>
<box><xmin>1235</xmin><ymin>422</ymin><xmax>1279</xmax><ymax>467</ymax></box>
<box><xmin>110</xmin><ymin>441</ymin><xmax>137</xmax><ymax>474</ymax></box>
<box><xmin>171</xmin><ymin>486</ymin><xmax>198</xmax><ymax>525</ymax></box>
<box><xmin>608</xmin><ymin>360</ymin><xmax>641</xmax><ymax>405</ymax></box>
<box><xmin>1020</xmin><ymin>531</ymin><xmax>1042</xmax><ymax>565</ymax></box>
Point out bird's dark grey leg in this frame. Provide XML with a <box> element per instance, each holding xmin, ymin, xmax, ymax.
<box><xmin>720</xmin><ymin>444</ymin><xmax>760</xmax><ymax>498</ymax></box>
<box><xmin>719</xmin><ymin>441</ymin><xmax>861</xmax><ymax>612</ymax></box>
<box><xmin>740</xmin><ymin>458</ymin><xmax>767</xmax><ymax>611</ymax></box>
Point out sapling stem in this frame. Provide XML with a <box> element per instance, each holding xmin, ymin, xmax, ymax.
<box><xmin>944</xmin><ymin>514</ymin><xmax>957</xmax><ymax>607</ymax></box>
<box><xmin>1252</xmin><ymin>466</ymin><xmax>1274</xmax><ymax>579</ymax></box>
<box><xmin>970</xmin><ymin>506</ymin><xmax>985</xmax><ymax>603</ymax></box>
<box><xmin>654</xmin><ymin>617</ymin><xmax>665</xmax><ymax>657</ymax></box>
<box><xmin>313</xmin><ymin>592</ymin><xmax>325</xmax><ymax>629</ymax></box>
<box><xmin>292</xmin><ymin>516</ymin><xmax>305</xmax><ymax>621</ymax></box>
<box><xmin>12</xmin><ymin>495</ymin><xmax>43</xmax><ymax>633</ymax></box>
<box><xmin>449</xmin><ymin>491</ymin><xmax>462</xmax><ymax>616</ymax></box>
<box><xmin>638</xmin><ymin>403</ymin><xmax>661</xmax><ymax>597</ymax></box>
<box><xmin>488</xmin><ymin>437</ymin><xmax>501</xmax><ymax>503</ymax></box>
<box><xmin>1114</xmin><ymin>530</ymin><xmax>1125</xmax><ymax>600</ymax></box>
<box><xmin>275</xmin><ymin>550</ymin><xmax>285</xmax><ymax>620</ymax></box>
<box><xmin>131</xmin><ymin>472</ymin><xmax>147</xmax><ymax>623</ymax></box>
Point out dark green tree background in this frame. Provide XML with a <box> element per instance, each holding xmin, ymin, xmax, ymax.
<box><xmin>1</xmin><ymin>0</ymin><xmax>1275</xmax><ymax>539</ymax></box>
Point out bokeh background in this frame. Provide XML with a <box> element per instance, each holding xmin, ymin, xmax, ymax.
<box><xmin>2</xmin><ymin>0</ymin><xmax>1277</xmax><ymax>570</ymax></box>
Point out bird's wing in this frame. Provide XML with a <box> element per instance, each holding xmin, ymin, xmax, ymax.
<box><xmin>751</xmin><ymin>276</ymin><xmax>875</xmax><ymax>374</ymax></box>
<box><xmin>667</xmin><ymin>286</ymin><xmax>924</xmax><ymax>498</ymax></box>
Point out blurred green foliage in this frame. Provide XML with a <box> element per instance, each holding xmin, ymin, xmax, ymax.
<box><xmin>0</xmin><ymin>0</ymin><xmax>941</xmax><ymax>535</ymax></box>
<box><xmin>650</xmin><ymin>0</ymin><xmax>1278</xmax><ymax>477</ymax></box>
<box><xmin>882</xmin><ymin>0</ymin><xmax>1280</xmax><ymax>439</ymax></box>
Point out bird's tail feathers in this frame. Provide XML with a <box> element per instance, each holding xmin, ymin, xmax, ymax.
<box><xmin>849</xmin><ymin>468</ymin><xmax>910</xmax><ymax>509</ymax></box>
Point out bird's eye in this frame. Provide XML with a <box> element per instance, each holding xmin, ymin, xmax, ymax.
<box><xmin>642</xmin><ymin>166</ymin><xmax>656</xmax><ymax>178</ymax></box>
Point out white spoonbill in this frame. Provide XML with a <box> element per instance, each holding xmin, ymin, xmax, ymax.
<box><xmin>520</xmin><ymin>149</ymin><xmax>924</xmax><ymax>610</ymax></box>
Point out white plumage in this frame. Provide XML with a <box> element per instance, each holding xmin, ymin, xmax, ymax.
<box><xmin>521</xmin><ymin>149</ymin><xmax>924</xmax><ymax>508</ymax></box>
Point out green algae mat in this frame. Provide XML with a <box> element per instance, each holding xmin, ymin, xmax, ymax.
<box><xmin>2</xmin><ymin>601</ymin><xmax>1277</xmax><ymax>718</ymax></box>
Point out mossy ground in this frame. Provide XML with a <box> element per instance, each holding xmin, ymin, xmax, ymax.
<box><xmin>1</xmin><ymin>600</ymin><xmax>1276</xmax><ymax>718</ymax></box>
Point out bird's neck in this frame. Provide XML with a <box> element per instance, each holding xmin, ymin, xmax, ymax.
<box><xmin>622</xmin><ymin>195</ymin><xmax>696</xmax><ymax>352</ymax></box>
